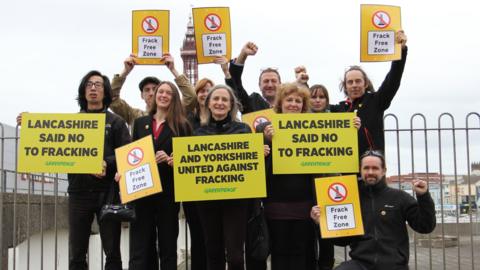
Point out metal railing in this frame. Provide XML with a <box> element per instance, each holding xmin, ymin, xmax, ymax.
<box><xmin>1</xmin><ymin>112</ymin><xmax>480</xmax><ymax>270</ymax></box>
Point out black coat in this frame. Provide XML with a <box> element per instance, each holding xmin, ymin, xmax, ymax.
<box><xmin>336</xmin><ymin>179</ymin><xmax>436</xmax><ymax>270</ymax></box>
<box><xmin>229</xmin><ymin>62</ymin><xmax>270</xmax><ymax>114</ymax></box>
<box><xmin>68</xmin><ymin>110</ymin><xmax>131</xmax><ymax>193</ymax></box>
<box><xmin>331</xmin><ymin>47</ymin><xmax>408</xmax><ymax>155</ymax></box>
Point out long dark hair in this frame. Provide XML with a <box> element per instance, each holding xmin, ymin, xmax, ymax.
<box><xmin>77</xmin><ymin>70</ymin><xmax>112</xmax><ymax>111</ymax></box>
<box><xmin>340</xmin><ymin>66</ymin><xmax>375</xmax><ymax>96</ymax></box>
<box><xmin>149</xmin><ymin>81</ymin><xmax>192</xmax><ymax>136</ymax></box>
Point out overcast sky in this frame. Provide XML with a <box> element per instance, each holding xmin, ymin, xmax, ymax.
<box><xmin>1</xmin><ymin>0</ymin><xmax>479</xmax><ymax>174</ymax></box>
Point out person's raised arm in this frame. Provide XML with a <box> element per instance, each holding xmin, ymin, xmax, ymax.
<box><xmin>294</xmin><ymin>66</ymin><xmax>309</xmax><ymax>88</ymax></box>
<box><xmin>112</xmin><ymin>54</ymin><xmax>136</xmax><ymax>102</ymax></box>
<box><xmin>229</xmin><ymin>42</ymin><xmax>258</xmax><ymax>113</ymax></box>
<box><xmin>405</xmin><ymin>179</ymin><xmax>436</xmax><ymax>234</ymax></box>
<box><xmin>162</xmin><ymin>53</ymin><xmax>196</xmax><ymax>111</ymax></box>
<box><xmin>376</xmin><ymin>30</ymin><xmax>408</xmax><ymax>110</ymax></box>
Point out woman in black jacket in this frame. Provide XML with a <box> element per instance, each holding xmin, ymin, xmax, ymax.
<box><xmin>129</xmin><ymin>81</ymin><xmax>192</xmax><ymax>270</ymax></box>
<box><xmin>262</xmin><ymin>83</ymin><xmax>316</xmax><ymax>270</ymax></box>
<box><xmin>194</xmin><ymin>84</ymin><xmax>252</xmax><ymax>270</ymax></box>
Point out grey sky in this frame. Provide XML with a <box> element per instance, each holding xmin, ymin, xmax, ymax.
<box><xmin>1</xmin><ymin>0</ymin><xmax>479</xmax><ymax>174</ymax></box>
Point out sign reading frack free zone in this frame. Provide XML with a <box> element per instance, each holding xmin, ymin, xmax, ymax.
<box><xmin>315</xmin><ymin>175</ymin><xmax>364</xmax><ymax>238</ymax></box>
<box><xmin>115</xmin><ymin>135</ymin><xmax>162</xmax><ymax>203</ymax></box>
<box><xmin>173</xmin><ymin>133</ymin><xmax>266</xmax><ymax>202</ymax></box>
<box><xmin>132</xmin><ymin>10</ymin><xmax>169</xmax><ymax>65</ymax></box>
<box><xmin>272</xmin><ymin>113</ymin><xmax>359</xmax><ymax>174</ymax></box>
<box><xmin>360</xmin><ymin>4</ymin><xmax>401</xmax><ymax>62</ymax></box>
<box><xmin>192</xmin><ymin>7</ymin><xmax>232</xmax><ymax>64</ymax></box>
<box><xmin>18</xmin><ymin>113</ymin><xmax>105</xmax><ymax>173</ymax></box>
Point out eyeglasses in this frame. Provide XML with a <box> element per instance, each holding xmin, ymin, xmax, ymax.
<box><xmin>86</xmin><ymin>81</ymin><xmax>104</xmax><ymax>89</ymax></box>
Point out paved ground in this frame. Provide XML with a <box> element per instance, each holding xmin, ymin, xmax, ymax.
<box><xmin>334</xmin><ymin>236</ymin><xmax>480</xmax><ymax>270</ymax></box>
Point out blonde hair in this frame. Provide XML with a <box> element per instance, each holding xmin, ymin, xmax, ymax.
<box><xmin>273</xmin><ymin>83</ymin><xmax>311</xmax><ymax>113</ymax></box>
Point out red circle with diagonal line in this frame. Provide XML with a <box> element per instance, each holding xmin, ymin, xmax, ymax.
<box><xmin>327</xmin><ymin>183</ymin><xmax>348</xmax><ymax>202</ymax></box>
<box><xmin>371</xmin><ymin>11</ymin><xmax>391</xmax><ymax>29</ymax></box>
<box><xmin>204</xmin><ymin>13</ymin><xmax>222</xmax><ymax>32</ymax></box>
<box><xmin>127</xmin><ymin>147</ymin><xmax>144</xmax><ymax>166</ymax></box>
<box><xmin>142</xmin><ymin>16</ymin><xmax>159</xmax><ymax>34</ymax></box>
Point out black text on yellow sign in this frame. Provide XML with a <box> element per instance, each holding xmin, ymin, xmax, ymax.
<box><xmin>315</xmin><ymin>175</ymin><xmax>364</xmax><ymax>238</ymax></box>
<box><xmin>360</xmin><ymin>4</ymin><xmax>402</xmax><ymax>62</ymax></box>
<box><xmin>192</xmin><ymin>7</ymin><xmax>232</xmax><ymax>64</ymax></box>
<box><xmin>272</xmin><ymin>112</ymin><xmax>359</xmax><ymax>174</ymax></box>
<box><xmin>115</xmin><ymin>136</ymin><xmax>162</xmax><ymax>203</ymax></box>
<box><xmin>173</xmin><ymin>133</ymin><xmax>266</xmax><ymax>202</ymax></box>
<box><xmin>132</xmin><ymin>10</ymin><xmax>170</xmax><ymax>65</ymax></box>
<box><xmin>18</xmin><ymin>113</ymin><xmax>105</xmax><ymax>174</ymax></box>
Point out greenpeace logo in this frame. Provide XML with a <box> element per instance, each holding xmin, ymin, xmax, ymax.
<box><xmin>45</xmin><ymin>161</ymin><xmax>75</xmax><ymax>167</ymax></box>
<box><xmin>300</xmin><ymin>161</ymin><xmax>331</xmax><ymax>167</ymax></box>
<box><xmin>204</xmin><ymin>187</ymin><xmax>237</xmax><ymax>193</ymax></box>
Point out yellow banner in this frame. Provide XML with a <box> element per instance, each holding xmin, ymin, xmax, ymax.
<box><xmin>360</xmin><ymin>4</ymin><xmax>401</xmax><ymax>62</ymax></box>
<box><xmin>115</xmin><ymin>136</ymin><xmax>162</xmax><ymax>203</ymax></box>
<box><xmin>173</xmin><ymin>133</ymin><xmax>266</xmax><ymax>202</ymax></box>
<box><xmin>192</xmin><ymin>7</ymin><xmax>232</xmax><ymax>64</ymax></box>
<box><xmin>132</xmin><ymin>10</ymin><xmax>169</xmax><ymax>65</ymax></box>
<box><xmin>315</xmin><ymin>175</ymin><xmax>364</xmax><ymax>238</ymax></box>
<box><xmin>272</xmin><ymin>113</ymin><xmax>359</xmax><ymax>174</ymax></box>
<box><xmin>18</xmin><ymin>113</ymin><xmax>105</xmax><ymax>173</ymax></box>
<box><xmin>241</xmin><ymin>108</ymin><xmax>274</xmax><ymax>132</ymax></box>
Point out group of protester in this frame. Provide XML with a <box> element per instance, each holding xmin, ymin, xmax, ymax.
<box><xmin>19</xmin><ymin>29</ymin><xmax>437</xmax><ymax>270</ymax></box>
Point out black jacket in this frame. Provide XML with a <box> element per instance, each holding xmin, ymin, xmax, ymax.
<box><xmin>337</xmin><ymin>178</ymin><xmax>436</xmax><ymax>270</ymax></box>
<box><xmin>331</xmin><ymin>47</ymin><xmax>408</xmax><ymax>155</ymax></box>
<box><xmin>194</xmin><ymin>116</ymin><xmax>251</xmax><ymax>136</ymax></box>
<box><xmin>229</xmin><ymin>62</ymin><xmax>270</xmax><ymax>114</ymax></box>
<box><xmin>68</xmin><ymin>110</ymin><xmax>131</xmax><ymax>193</ymax></box>
<box><xmin>132</xmin><ymin>115</ymin><xmax>191</xmax><ymax>199</ymax></box>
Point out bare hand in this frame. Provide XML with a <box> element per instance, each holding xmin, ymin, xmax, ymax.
<box><xmin>114</xmin><ymin>172</ymin><xmax>121</xmax><ymax>183</ymax></box>
<box><xmin>17</xmin><ymin>112</ymin><xmax>26</xmax><ymax>126</ymax></box>
<box><xmin>167</xmin><ymin>152</ymin><xmax>174</xmax><ymax>167</ymax></box>
<box><xmin>353</xmin><ymin>116</ymin><xmax>361</xmax><ymax>130</ymax></box>
<box><xmin>412</xmin><ymin>179</ymin><xmax>428</xmax><ymax>195</ymax></box>
<box><xmin>93</xmin><ymin>160</ymin><xmax>107</xmax><ymax>179</ymax></box>
<box><xmin>155</xmin><ymin>150</ymin><xmax>169</xmax><ymax>164</ymax></box>
<box><xmin>396</xmin><ymin>30</ymin><xmax>407</xmax><ymax>48</ymax></box>
<box><xmin>310</xmin><ymin>206</ymin><xmax>321</xmax><ymax>224</ymax></box>
<box><xmin>263</xmin><ymin>145</ymin><xmax>271</xmax><ymax>157</ymax></box>
<box><xmin>294</xmin><ymin>66</ymin><xmax>309</xmax><ymax>84</ymax></box>
<box><xmin>122</xmin><ymin>54</ymin><xmax>136</xmax><ymax>77</ymax></box>
<box><xmin>263</xmin><ymin>124</ymin><xmax>274</xmax><ymax>141</ymax></box>
<box><xmin>242</xmin><ymin>42</ymin><xmax>258</xmax><ymax>56</ymax></box>
<box><xmin>162</xmin><ymin>53</ymin><xmax>175</xmax><ymax>70</ymax></box>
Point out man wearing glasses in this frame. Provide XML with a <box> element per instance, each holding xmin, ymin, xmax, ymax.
<box><xmin>69</xmin><ymin>70</ymin><xmax>131</xmax><ymax>270</ymax></box>
<box><xmin>311</xmin><ymin>151</ymin><xmax>436</xmax><ymax>270</ymax></box>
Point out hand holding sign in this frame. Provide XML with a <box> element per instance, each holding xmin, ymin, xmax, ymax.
<box><xmin>310</xmin><ymin>206</ymin><xmax>321</xmax><ymax>224</ymax></box>
<box><xmin>155</xmin><ymin>150</ymin><xmax>169</xmax><ymax>164</ymax></box>
<box><xmin>93</xmin><ymin>160</ymin><xmax>107</xmax><ymax>179</ymax></box>
<box><xmin>396</xmin><ymin>30</ymin><xmax>407</xmax><ymax>48</ymax></box>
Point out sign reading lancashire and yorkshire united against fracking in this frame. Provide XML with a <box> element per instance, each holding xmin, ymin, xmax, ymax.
<box><xmin>315</xmin><ymin>175</ymin><xmax>364</xmax><ymax>238</ymax></box>
<box><xmin>18</xmin><ymin>113</ymin><xmax>105</xmax><ymax>173</ymax></box>
<box><xmin>115</xmin><ymin>136</ymin><xmax>162</xmax><ymax>203</ymax></box>
<box><xmin>173</xmin><ymin>133</ymin><xmax>266</xmax><ymax>202</ymax></box>
<box><xmin>132</xmin><ymin>10</ymin><xmax>169</xmax><ymax>65</ymax></box>
<box><xmin>272</xmin><ymin>113</ymin><xmax>358</xmax><ymax>174</ymax></box>
<box><xmin>361</xmin><ymin>4</ymin><xmax>401</xmax><ymax>62</ymax></box>
<box><xmin>192</xmin><ymin>7</ymin><xmax>232</xmax><ymax>64</ymax></box>
<box><xmin>241</xmin><ymin>109</ymin><xmax>274</xmax><ymax>132</ymax></box>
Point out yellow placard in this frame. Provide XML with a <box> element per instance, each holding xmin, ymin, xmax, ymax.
<box><xmin>315</xmin><ymin>175</ymin><xmax>364</xmax><ymax>238</ymax></box>
<box><xmin>18</xmin><ymin>113</ymin><xmax>105</xmax><ymax>173</ymax></box>
<box><xmin>272</xmin><ymin>113</ymin><xmax>359</xmax><ymax>174</ymax></box>
<box><xmin>173</xmin><ymin>133</ymin><xmax>266</xmax><ymax>202</ymax></box>
<box><xmin>360</xmin><ymin>4</ymin><xmax>401</xmax><ymax>62</ymax></box>
<box><xmin>115</xmin><ymin>135</ymin><xmax>162</xmax><ymax>203</ymax></box>
<box><xmin>132</xmin><ymin>10</ymin><xmax>169</xmax><ymax>65</ymax></box>
<box><xmin>241</xmin><ymin>109</ymin><xmax>275</xmax><ymax>132</ymax></box>
<box><xmin>192</xmin><ymin>7</ymin><xmax>232</xmax><ymax>64</ymax></box>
